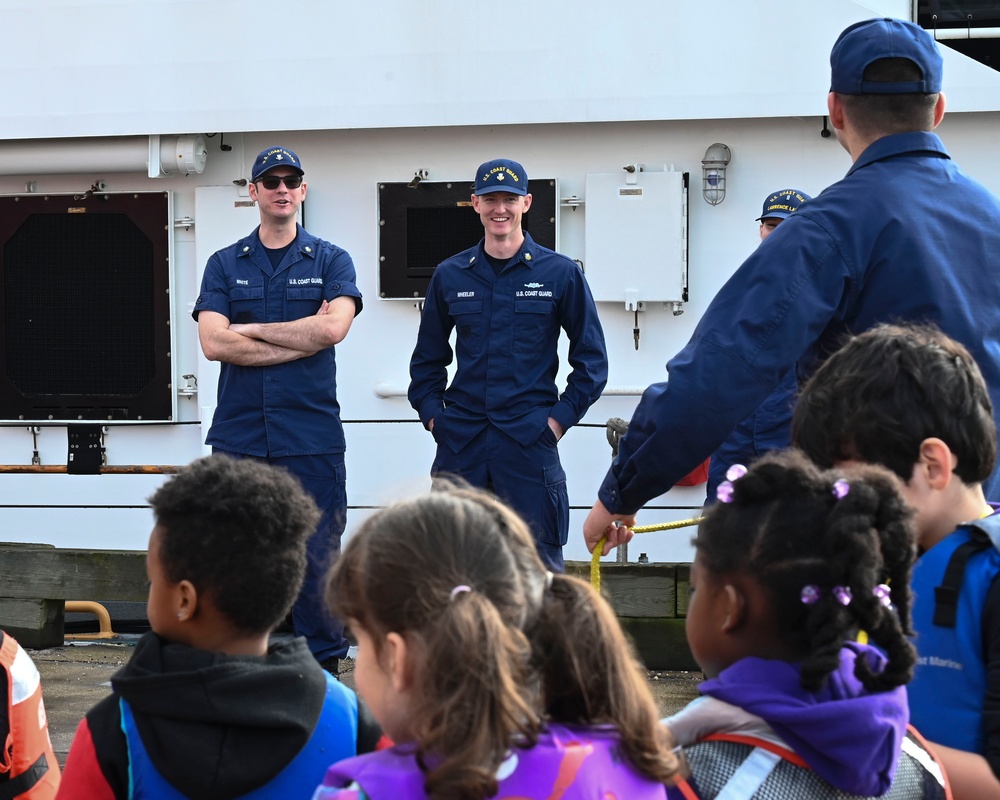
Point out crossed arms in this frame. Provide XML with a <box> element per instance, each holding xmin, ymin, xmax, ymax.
<box><xmin>198</xmin><ymin>296</ymin><xmax>356</xmax><ymax>366</ymax></box>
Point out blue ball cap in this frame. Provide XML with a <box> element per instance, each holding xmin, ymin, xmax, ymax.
<box><xmin>474</xmin><ymin>158</ymin><xmax>528</xmax><ymax>196</ymax></box>
<box><xmin>251</xmin><ymin>146</ymin><xmax>305</xmax><ymax>182</ymax></box>
<box><xmin>756</xmin><ymin>188</ymin><xmax>812</xmax><ymax>222</ymax></box>
<box><xmin>830</xmin><ymin>18</ymin><xmax>942</xmax><ymax>95</ymax></box>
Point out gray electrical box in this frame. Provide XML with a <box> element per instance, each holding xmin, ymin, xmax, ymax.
<box><xmin>584</xmin><ymin>169</ymin><xmax>688</xmax><ymax>310</ymax></box>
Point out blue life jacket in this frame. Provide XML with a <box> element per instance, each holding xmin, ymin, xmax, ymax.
<box><xmin>909</xmin><ymin>512</ymin><xmax>1000</xmax><ymax>755</ymax></box>
<box><xmin>119</xmin><ymin>673</ymin><xmax>357</xmax><ymax>799</ymax></box>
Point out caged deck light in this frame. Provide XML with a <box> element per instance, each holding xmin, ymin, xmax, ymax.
<box><xmin>701</xmin><ymin>143</ymin><xmax>731</xmax><ymax>205</ymax></box>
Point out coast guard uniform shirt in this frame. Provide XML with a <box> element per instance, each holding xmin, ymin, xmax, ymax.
<box><xmin>408</xmin><ymin>232</ymin><xmax>607</xmax><ymax>453</ymax></box>
<box><xmin>192</xmin><ymin>225</ymin><xmax>362</xmax><ymax>457</ymax></box>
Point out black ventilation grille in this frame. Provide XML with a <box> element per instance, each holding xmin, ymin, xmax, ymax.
<box><xmin>0</xmin><ymin>193</ymin><xmax>171</xmax><ymax>421</ymax></box>
<box><xmin>378</xmin><ymin>180</ymin><xmax>557</xmax><ymax>299</ymax></box>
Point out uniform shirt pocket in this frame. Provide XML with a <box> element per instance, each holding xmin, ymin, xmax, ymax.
<box><xmin>286</xmin><ymin>285</ymin><xmax>324</xmax><ymax>319</ymax></box>
<box><xmin>514</xmin><ymin>299</ymin><xmax>556</xmax><ymax>353</ymax></box>
<box><xmin>227</xmin><ymin>277</ymin><xmax>265</xmax><ymax>324</ymax></box>
<box><xmin>449</xmin><ymin>299</ymin><xmax>485</xmax><ymax>357</ymax></box>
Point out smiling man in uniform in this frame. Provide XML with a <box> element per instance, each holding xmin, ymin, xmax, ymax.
<box><xmin>408</xmin><ymin>158</ymin><xmax>608</xmax><ymax>570</ymax></box>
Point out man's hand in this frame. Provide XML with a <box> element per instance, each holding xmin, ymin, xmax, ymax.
<box><xmin>227</xmin><ymin>322</ymin><xmax>253</xmax><ymax>337</ymax></box>
<box><xmin>547</xmin><ymin>417</ymin><xmax>564</xmax><ymax>440</ymax></box>
<box><xmin>227</xmin><ymin>296</ymin><xmax>354</xmax><ymax>352</ymax></box>
<box><xmin>583</xmin><ymin>499</ymin><xmax>636</xmax><ymax>555</ymax></box>
<box><xmin>198</xmin><ymin>310</ymin><xmax>312</xmax><ymax>366</ymax></box>
<box><xmin>230</xmin><ymin>300</ymin><xmax>331</xmax><ymax>341</ymax></box>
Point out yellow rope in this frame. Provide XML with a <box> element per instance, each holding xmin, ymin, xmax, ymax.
<box><xmin>631</xmin><ymin>516</ymin><xmax>704</xmax><ymax>534</ymax></box>
<box><xmin>590</xmin><ymin>536</ymin><xmax>607</xmax><ymax>591</ymax></box>
<box><xmin>589</xmin><ymin>516</ymin><xmax>705</xmax><ymax>591</ymax></box>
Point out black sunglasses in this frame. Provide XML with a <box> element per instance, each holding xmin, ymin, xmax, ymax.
<box><xmin>257</xmin><ymin>174</ymin><xmax>303</xmax><ymax>190</ymax></box>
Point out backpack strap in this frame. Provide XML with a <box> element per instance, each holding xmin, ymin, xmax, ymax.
<box><xmin>967</xmin><ymin>511</ymin><xmax>1000</xmax><ymax>552</ymax></box>
<box><xmin>903</xmin><ymin>724</ymin><xmax>951</xmax><ymax>799</ymax></box>
<box><xmin>0</xmin><ymin>753</ymin><xmax>49</xmax><ymax>800</ymax></box>
<box><xmin>713</xmin><ymin>747</ymin><xmax>782</xmax><ymax>800</ymax></box>
<box><xmin>934</xmin><ymin>537</ymin><xmax>990</xmax><ymax>628</ymax></box>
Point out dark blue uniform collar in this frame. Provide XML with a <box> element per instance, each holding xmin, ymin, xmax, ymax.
<box><xmin>847</xmin><ymin>131</ymin><xmax>950</xmax><ymax>178</ymax></box>
<box><xmin>464</xmin><ymin>231</ymin><xmax>540</xmax><ymax>270</ymax></box>
<box><xmin>236</xmin><ymin>223</ymin><xmax>320</xmax><ymax>260</ymax></box>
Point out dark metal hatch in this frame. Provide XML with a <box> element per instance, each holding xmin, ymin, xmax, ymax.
<box><xmin>378</xmin><ymin>179</ymin><xmax>557</xmax><ymax>299</ymax></box>
<box><xmin>917</xmin><ymin>2</ymin><xmax>1000</xmax><ymax>71</ymax></box>
<box><xmin>0</xmin><ymin>192</ymin><xmax>171</xmax><ymax>421</ymax></box>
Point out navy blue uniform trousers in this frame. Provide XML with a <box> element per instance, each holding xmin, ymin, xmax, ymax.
<box><xmin>431</xmin><ymin>425</ymin><xmax>569</xmax><ymax>572</ymax></box>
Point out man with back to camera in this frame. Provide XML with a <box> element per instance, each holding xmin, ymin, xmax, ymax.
<box><xmin>584</xmin><ymin>17</ymin><xmax>1000</xmax><ymax>551</ymax></box>
<box><xmin>192</xmin><ymin>146</ymin><xmax>362</xmax><ymax>674</ymax></box>
<box><xmin>408</xmin><ymin>158</ymin><xmax>608</xmax><ymax>571</ymax></box>
<box><xmin>705</xmin><ymin>188</ymin><xmax>811</xmax><ymax>503</ymax></box>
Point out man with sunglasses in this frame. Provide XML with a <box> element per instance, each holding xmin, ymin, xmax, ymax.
<box><xmin>192</xmin><ymin>145</ymin><xmax>362</xmax><ymax>675</ymax></box>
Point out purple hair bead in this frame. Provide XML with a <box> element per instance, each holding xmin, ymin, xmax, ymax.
<box><xmin>873</xmin><ymin>584</ymin><xmax>892</xmax><ymax>607</ymax></box>
<box><xmin>833</xmin><ymin>586</ymin><xmax>853</xmax><ymax>606</ymax></box>
<box><xmin>725</xmin><ymin>464</ymin><xmax>748</xmax><ymax>482</ymax></box>
<box><xmin>800</xmin><ymin>585</ymin><xmax>821</xmax><ymax>605</ymax></box>
<box><xmin>716</xmin><ymin>480</ymin><xmax>734</xmax><ymax>503</ymax></box>
<box><xmin>832</xmin><ymin>479</ymin><xmax>850</xmax><ymax>499</ymax></box>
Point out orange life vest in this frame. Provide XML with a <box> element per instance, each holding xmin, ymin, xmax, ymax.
<box><xmin>0</xmin><ymin>632</ymin><xmax>60</xmax><ymax>800</ymax></box>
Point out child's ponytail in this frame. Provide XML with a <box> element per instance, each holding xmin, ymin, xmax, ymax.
<box><xmin>414</xmin><ymin>589</ymin><xmax>537</xmax><ymax>800</ymax></box>
<box><xmin>529</xmin><ymin>572</ymin><xmax>680</xmax><ymax>783</ymax></box>
<box><xmin>802</xmin><ymin>464</ymin><xmax>917</xmax><ymax>692</ymax></box>
<box><xmin>326</xmin><ymin>485</ymin><xmax>544</xmax><ymax>800</ymax></box>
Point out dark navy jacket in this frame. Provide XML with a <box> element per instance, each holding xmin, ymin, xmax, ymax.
<box><xmin>707</xmin><ymin>369</ymin><xmax>797</xmax><ymax>501</ymax></box>
<box><xmin>193</xmin><ymin>225</ymin><xmax>362</xmax><ymax>457</ymax></box>
<box><xmin>408</xmin><ymin>232</ymin><xmax>608</xmax><ymax>452</ymax></box>
<box><xmin>601</xmin><ymin>132</ymin><xmax>1000</xmax><ymax>514</ymax></box>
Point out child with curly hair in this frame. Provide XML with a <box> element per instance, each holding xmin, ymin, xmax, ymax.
<box><xmin>58</xmin><ymin>455</ymin><xmax>384</xmax><ymax>799</ymax></box>
<box><xmin>793</xmin><ymin>322</ymin><xmax>1000</xmax><ymax>798</ymax></box>
<box><xmin>665</xmin><ymin>450</ymin><xmax>951</xmax><ymax>799</ymax></box>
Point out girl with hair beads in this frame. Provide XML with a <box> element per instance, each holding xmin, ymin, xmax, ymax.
<box><xmin>666</xmin><ymin>449</ymin><xmax>952</xmax><ymax>799</ymax></box>
<box><xmin>312</xmin><ymin>485</ymin><xmax>693</xmax><ymax>800</ymax></box>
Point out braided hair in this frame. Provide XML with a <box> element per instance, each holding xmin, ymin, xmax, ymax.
<box><xmin>697</xmin><ymin>449</ymin><xmax>917</xmax><ymax>692</ymax></box>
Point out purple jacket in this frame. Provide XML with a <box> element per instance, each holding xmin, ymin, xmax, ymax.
<box><xmin>313</xmin><ymin>723</ymin><xmax>690</xmax><ymax>799</ymax></box>
<box><xmin>697</xmin><ymin>642</ymin><xmax>908</xmax><ymax>796</ymax></box>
